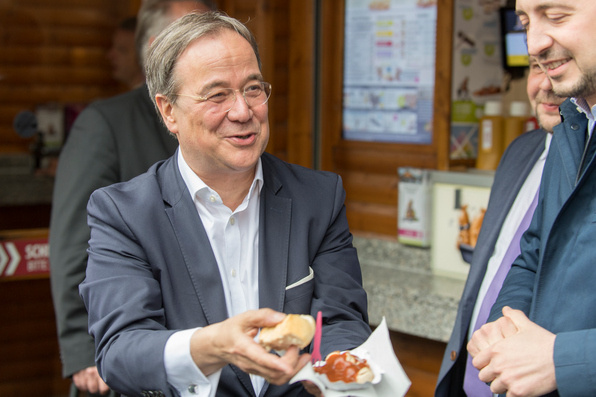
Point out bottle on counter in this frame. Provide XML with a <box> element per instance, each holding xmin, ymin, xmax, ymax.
<box><xmin>503</xmin><ymin>101</ymin><xmax>530</xmax><ymax>149</ymax></box>
<box><xmin>476</xmin><ymin>100</ymin><xmax>504</xmax><ymax>171</ymax></box>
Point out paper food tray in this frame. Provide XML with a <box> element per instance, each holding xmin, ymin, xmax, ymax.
<box><xmin>290</xmin><ymin>317</ymin><xmax>411</xmax><ymax>397</ymax></box>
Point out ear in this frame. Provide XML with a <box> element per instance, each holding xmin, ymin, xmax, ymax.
<box><xmin>155</xmin><ymin>94</ymin><xmax>179</xmax><ymax>135</ymax></box>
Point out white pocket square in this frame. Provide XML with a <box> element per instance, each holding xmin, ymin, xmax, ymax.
<box><xmin>285</xmin><ymin>266</ymin><xmax>314</xmax><ymax>290</ymax></box>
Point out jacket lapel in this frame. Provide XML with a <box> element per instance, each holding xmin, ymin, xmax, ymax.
<box><xmin>555</xmin><ymin>101</ymin><xmax>588</xmax><ymax>189</ymax></box>
<box><xmin>159</xmin><ymin>153</ymin><xmax>229</xmax><ymax>325</ymax></box>
<box><xmin>258</xmin><ymin>163</ymin><xmax>291</xmax><ymax>312</ymax></box>
<box><xmin>256</xmin><ymin>157</ymin><xmax>291</xmax><ymax>397</ymax></box>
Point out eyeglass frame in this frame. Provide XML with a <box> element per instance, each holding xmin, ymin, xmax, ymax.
<box><xmin>174</xmin><ymin>81</ymin><xmax>272</xmax><ymax>113</ymax></box>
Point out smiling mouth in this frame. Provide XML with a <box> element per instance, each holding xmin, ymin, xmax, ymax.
<box><xmin>540</xmin><ymin>58</ymin><xmax>571</xmax><ymax>72</ymax></box>
<box><xmin>226</xmin><ymin>132</ymin><xmax>257</xmax><ymax>143</ymax></box>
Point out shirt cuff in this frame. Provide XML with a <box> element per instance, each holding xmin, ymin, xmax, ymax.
<box><xmin>164</xmin><ymin>328</ymin><xmax>222</xmax><ymax>397</ymax></box>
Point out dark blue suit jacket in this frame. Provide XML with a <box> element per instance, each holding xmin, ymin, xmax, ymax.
<box><xmin>489</xmin><ymin>100</ymin><xmax>596</xmax><ymax>396</ymax></box>
<box><xmin>80</xmin><ymin>151</ymin><xmax>371</xmax><ymax>397</ymax></box>
<box><xmin>434</xmin><ymin>129</ymin><xmax>548</xmax><ymax>396</ymax></box>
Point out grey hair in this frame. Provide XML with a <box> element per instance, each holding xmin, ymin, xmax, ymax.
<box><xmin>135</xmin><ymin>0</ymin><xmax>216</xmax><ymax>69</ymax></box>
<box><xmin>145</xmin><ymin>11</ymin><xmax>262</xmax><ymax>113</ymax></box>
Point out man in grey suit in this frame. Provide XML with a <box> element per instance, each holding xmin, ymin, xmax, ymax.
<box><xmin>79</xmin><ymin>11</ymin><xmax>371</xmax><ymax>397</ymax></box>
<box><xmin>49</xmin><ymin>1</ymin><xmax>215</xmax><ymax>395</ymax></box>
<box><xmin>434</xmin><ymin>58</ymin><xmax>565</xmax><ymax>396</ymax></box>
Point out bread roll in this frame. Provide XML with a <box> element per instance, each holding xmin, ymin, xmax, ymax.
<box><xmin>258</xmin><ymin>314</ymin><xmax>315</xmax><ymax>351</ymax></box>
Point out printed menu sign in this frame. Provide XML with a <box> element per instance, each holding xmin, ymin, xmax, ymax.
<box><xmin>343</xmin><ymin>0</ymin><xmax>437</xmax><ymax>144</ymax></box>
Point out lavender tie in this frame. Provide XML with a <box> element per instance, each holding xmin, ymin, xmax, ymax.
<box><xmin>463</xmin><ymin>189</ymin><xmax>539</xmax><ymax>396</ymax></box>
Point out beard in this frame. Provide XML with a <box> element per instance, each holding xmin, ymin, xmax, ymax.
<box><xmin>552</xmin><ymin>69</ymin><xmax>596</xmax><ymax>99</ymax></box>
<box><xmin>537</xmin><ymin>47</ymin><xmax>596</xmax><ymax>99</ymax></box>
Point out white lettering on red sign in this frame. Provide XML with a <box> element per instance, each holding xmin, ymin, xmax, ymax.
<box><xmin>25</xmin><ymin>243</ymin><xmax>49</xmax><ymax>260</ymax></box>
<box><xmin>0</xmin><ymin>238</ymin><xmax>50</xmax><ymax>279</ymax></box>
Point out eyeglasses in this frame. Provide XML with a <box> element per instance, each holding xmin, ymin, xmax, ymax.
<box><xmin>176</xmin><ymin>82</ymin><xmax>272</xmax><ymax>113</ymax></box>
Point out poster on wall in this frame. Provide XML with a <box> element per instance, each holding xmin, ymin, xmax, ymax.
<box><xmin>450</xmin><ymin>0</ymin><xmax>506</xmax><ymax>160</ymax></box>
<box><xmin>342</xmin><ymin>0</ymin><xmax>437</xmax><ymax>144</ymax></box>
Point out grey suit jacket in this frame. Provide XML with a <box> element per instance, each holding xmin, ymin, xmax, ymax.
<box><xmin>49</xmin><ymin>84</ymin><xmax>178</xmax><ymax>377</ymax></box>
<box><xmin>79</xmin><ymin>151</ymin><xmax>371</xmax><ymax>397</ymax></box>
<box><xmin>434</xmin><ymin>129</ymin><xmax>547</xmax><ymax>397</ymax></box>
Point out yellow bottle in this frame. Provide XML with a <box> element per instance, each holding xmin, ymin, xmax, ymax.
<box><xmin>476</xmin><ymin>101</ymin><xmax>504</xmax><ymax>171</ymax></box>
<box><xmin>504</xmin><ymin>101</ymin><xmax>529</xmax><ymax>149</ymax></box>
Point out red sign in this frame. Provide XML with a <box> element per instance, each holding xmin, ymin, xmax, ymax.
<box><xmin>0</xmin><ymin>237</ymin><xmax>49</xmax><ymax>280</ymax></box>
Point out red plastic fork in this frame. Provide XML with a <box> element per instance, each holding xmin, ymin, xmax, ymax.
<box><xmin>311</xmin><ymin>311</ymin><xmax>322</xmax><ymax>364</ymax></box>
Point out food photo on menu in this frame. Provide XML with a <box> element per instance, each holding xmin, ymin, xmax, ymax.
<box><xmin>258</xmin><ymin>313</ymin><xmax>411</xmax><ymax>397</ymax></box>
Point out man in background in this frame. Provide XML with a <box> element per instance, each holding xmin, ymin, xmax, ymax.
<box><xmin>467</xmin><ymin>0</ymin><xmax>596</xmax><ymax>395</ymax></box>
<box><xmin>435</xmin><ymin>57</ymin><xmax>565</xmax><ymax>396</ymax></box>
<box><xmin>107</xmin><ymin>16</ymin><xmax>144</xmax><ymax>89</ymax></box>
<box><xmin>49</xmin><ymin>1</ymin><xmax>216</xmax><ymax>395</ymax></box>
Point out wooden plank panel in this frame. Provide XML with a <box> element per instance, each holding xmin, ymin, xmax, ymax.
<box><xmin>41</xmin><ymin>27</ymin><xmax>113</xmax><ymax>47</ymax></box>
<box><xmin>287</xmin><ymin>0</ymin><xmax>315</xmax><ymax>168</ymax></box>
<box><xmin>389</xmin><ymin>330</ymin><xmax>446</xmax><ymax>397</ymax></box>
<box><xmin>433</xmin><ymin>0</ymin><xmax>454</xmax><ymax>170</ymax></box>
<box><xmin>0</xmin><ymin>1</ymin><xmax>136</xmax><ymax>154</ymax></box>
<box><xmin>0</xmin><ymin>66</ymin><xmax>114</xmax><ymax>85</ymax></box>
<box><xmin>0</xmin><ymin>85</ymin><xmax>121</xmax><ymax>104</ymax></box>
<box><xmin>0</xmin><ymin>278</ymin><xmax>69</xmax><ymax>396</ymax></box>
<box><xmin>0</xmin><ymin>378</ymin><xmax>69</xmax><ymax>397</ymax></box>
<box><xmin>0</xmin><ymin>204</ymin><xmax>52</xmax><ymax>230</ymax></box>
<box><xmin>0</xmin><ymin>47</ymin><xmax>108</xmax><ymax>66</ymax></box>
<box><xmin>342</xmin><ymin>171</ymin><xmax>397</xmax><ymax>206</ymax></box>
<box><xmin>17</xmin><ymin>0</ymin><xmax>125</xmax><ymax>8</ymax></box>
<box><xmin>16</xmin><ymin>8</ymin><xmax>125</xmax><ymax>28</ymax></box>
<box><xmin>346</xmin><ymin>201</ymin><xmax>397</xmax><ymax>236</ymax></box>
<box><xmin>335</xmin><ymin>146</ymin><xmax>436</xmax><ymax>175</ymax></box>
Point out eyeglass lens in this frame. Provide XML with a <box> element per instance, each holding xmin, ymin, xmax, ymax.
<box><xmin>216</xmin><ymin>82</ymin><xmax>271</xmax><ymax>112</ymax></box>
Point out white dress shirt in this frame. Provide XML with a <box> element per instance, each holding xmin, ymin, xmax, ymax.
<box><xmin>164</xmin><ymin>150</ymin><xmax>264</xmax><ymax>397</ymax></box>
<box><xmin>469</xmin><ymin>133</ymin><xmax>552</xmax><ymax>340</ymax></box>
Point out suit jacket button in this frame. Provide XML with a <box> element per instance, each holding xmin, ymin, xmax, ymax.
<box><xmin>450</xmin><ymin>350</ymin><xmax>457</xmax><ymax>361</ymax></box>
<box><xmin>188</xmin><ymin>384</ymin><xmax>199</xmax><ymax>394</ymax></box>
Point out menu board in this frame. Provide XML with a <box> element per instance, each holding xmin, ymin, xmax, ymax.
<box><xmin>342</xmin><ymin>0</ymin><xmax>437</xmax><ymax>144</ymax></box>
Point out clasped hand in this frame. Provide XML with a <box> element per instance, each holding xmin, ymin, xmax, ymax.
<box><xmin>467</xmin><ymin>306</ymin><xmax>557</xmax><ymax>397</ymax></box>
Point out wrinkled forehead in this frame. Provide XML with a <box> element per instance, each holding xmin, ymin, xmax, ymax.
<box><xmin>516</xmin><ymin>0</ymin><xmax>578</xmax><ymax>15</ymax></box>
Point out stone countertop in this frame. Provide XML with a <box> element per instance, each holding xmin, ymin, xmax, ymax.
<box><xmin>353</xmin><ymin>236</ymin><xmax>465</xmax><ymax>343</ymax></box>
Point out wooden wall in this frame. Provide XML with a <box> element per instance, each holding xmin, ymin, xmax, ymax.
<box><xmin>0</xmin><ymin>0</ymin><xmax>315</xmax><ymax>168</ymax></box>
<box><xmin>0</xmin><ymin>0</ymin><xmax>141</xmax><ymax>154</ymax></box>
<box><xmin>218</xmin><ymin>0</ymin><xmax>315</xmax><ymax>168</ymax></box>
<box><xmin>0</xmin><ymin>277</ymin><xmax>69</xmax><ymax>396</ymax></box>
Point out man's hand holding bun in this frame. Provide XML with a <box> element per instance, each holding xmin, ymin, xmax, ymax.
<box><xmin>258</xmin><ymin>313</ymin><xmax>316</xmax><ymax>351</ymax></box>
<box><xmin>189</xmin><ymin>309</ymin><xmax>311</xmax><ymax>386</ymax></box>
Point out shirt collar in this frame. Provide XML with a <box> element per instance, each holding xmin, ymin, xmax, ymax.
<box><xmin>571</xmin><ymin>97</ymin><xmax>596</xmax><ymax>120</ymax></box>
<box><xmin>177</xmin><ymin>149</ymin><xmax>264</xmax><ymax>202</ymax></box>
<box><xmin>571</xmin><ymin>97</ymin><xmax>596</xmax><ymax>138</ymax></box>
